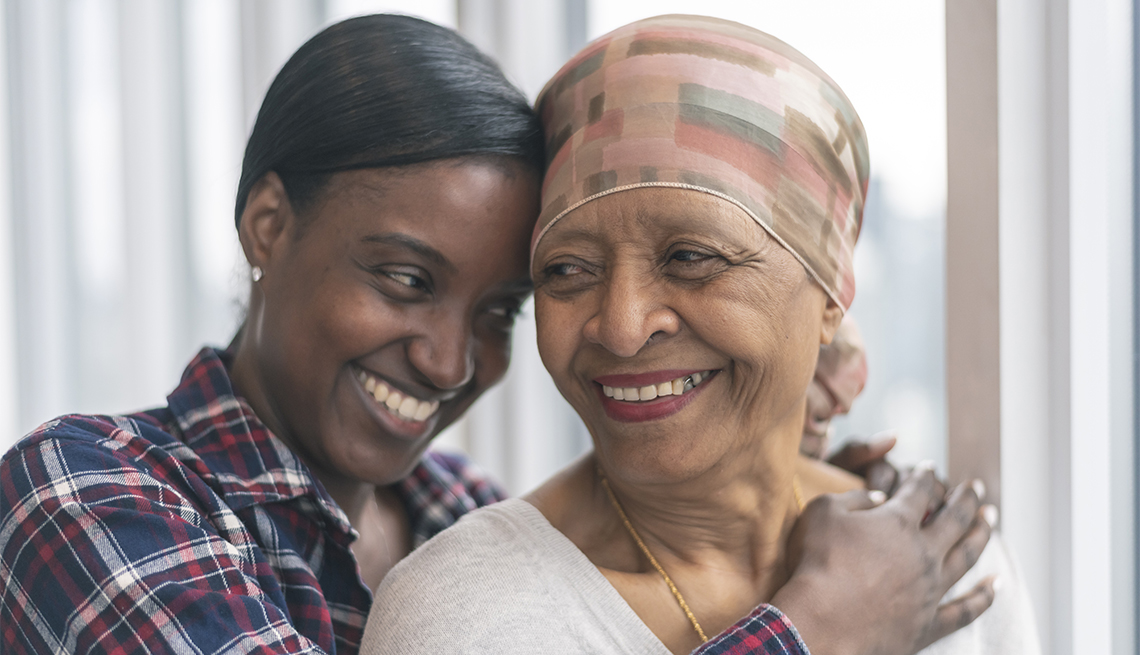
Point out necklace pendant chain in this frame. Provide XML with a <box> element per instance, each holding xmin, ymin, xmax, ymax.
<box><xmin>598</xmin><ymin>469</ymin><xmax>808</xmax><ymax>645</ymax></box>
<box><xmin>599</xmin><ymin>473</ymin><xmax>709</xmax><ymax>643</ymax></box>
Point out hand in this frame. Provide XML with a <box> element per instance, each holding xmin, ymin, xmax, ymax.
<box><xmin>771</xmin><ymin>465</ymin><xmax>998</xmax><ymax>655</ymax></box>
<box><xmin>827</xmin><ymin>432</ymin><xmax>900</xmax><ymax>494</ymax></box>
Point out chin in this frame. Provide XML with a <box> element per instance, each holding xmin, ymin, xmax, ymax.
<box><xmin>599</xmin><ymin>436</ymin><xmax>716</xmax><ymax>483</ymax></box>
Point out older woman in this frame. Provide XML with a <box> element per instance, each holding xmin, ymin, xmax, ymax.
<box><xmin>363</xmin><ymin>15</ymin><xmax>1029</xmax><ymax>655</ymax></box>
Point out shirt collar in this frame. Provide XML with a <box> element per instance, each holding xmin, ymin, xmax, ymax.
<box><xmin>165</xmin><ymin>348</ymin><xmax>355</xmax><ymax>536</ymax></box>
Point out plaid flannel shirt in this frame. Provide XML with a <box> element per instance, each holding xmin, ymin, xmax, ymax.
<box><xmin>0</xmin><ymin>347</ymin><xmax>807</xmax><ymax>655</ymax></box>
<box><xmin>0</xmin><ymin>348</ymin><xmax>505</xmax><ymax>654</ymax></box>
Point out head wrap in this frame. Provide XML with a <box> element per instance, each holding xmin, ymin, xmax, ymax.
<box><xmin>532</xmin><ymin>14</ymin><xmax>869</xmax><ymax>311</ymax></box>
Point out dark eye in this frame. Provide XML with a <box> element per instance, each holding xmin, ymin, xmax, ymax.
<box><xmin>386</xmin><ymin>271</ymin><xmax>428</xmax><ymax>290</ymax></box>
<box><xmin>663</xmin><ymin>246</ymin><xmax>725</xmax><ymax>281</ymax></box>
<box><xmin>487</xmin><ymin>301</ymin><xmax>522</xmax><ymax>321</ymax></box>
<box><xmin>668</xmin><ymin>249</ymin><xmax>709</xmax><ymax>263</ymax></box>
<box><xmin>368</xmin><ymin>265</ymin><xmax>433</xmax><ymax>301</ymax></box>
<box><xmin>544</xmin><ymin>262</ymin><xmax>586</xmax><ymax>277</ymax></box>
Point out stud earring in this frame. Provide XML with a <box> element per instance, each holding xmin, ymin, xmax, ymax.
<box><xmin>251</xmin><ymin>266</ymin><xmax>263</xmax><ymax>282</ymax></box>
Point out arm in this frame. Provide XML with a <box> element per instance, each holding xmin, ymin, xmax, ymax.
<box><xmin>695</xmin><ymin>466</ymin><xmax>996</xmax><ymax>655</ymax></box>
<box><xmin>0</xmin><ymin>431</ymin><xmax>330</xmax><ymax>655</ymax></box>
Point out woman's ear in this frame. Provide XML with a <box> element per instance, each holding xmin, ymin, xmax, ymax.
<box><xmin>819</xmin><ymin>298</ymin><xmax>844</xmax><ymax>345</ymax></box>
<box><xmin>237</xmin><ymin>172</ymin><xmax>292</xmax><ymax>273</ymax></box>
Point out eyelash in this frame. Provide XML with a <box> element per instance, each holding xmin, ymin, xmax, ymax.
<box><xmin>487</xmin><ymin>303</ymin><xmax>521</xmax><ymax>320</ymax></box>
<box><xmin>666</xmin><ymin>248</ymin><xmax>712</xmax><ymax>264</ymax></box>
<box><xmin>543</xmin><ymin>262</ymin><xmax>585</xmax><ymax>277</ymax></box>
<box><xmin>385</xmin><ymin>271</ymin><xmax>427</xmax><ymax>289</ymax></box>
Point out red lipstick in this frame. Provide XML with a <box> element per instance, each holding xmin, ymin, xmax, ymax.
<box><xmin>594</xmin><ymin>370</ymin><xmax>716</xmax><ymax>423</ymax></box>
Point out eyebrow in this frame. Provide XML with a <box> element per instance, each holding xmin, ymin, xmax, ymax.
<box><xmin>360</xmin><ymin>233</ymin><xmax>456</xmax><ymax>273</ymax></box>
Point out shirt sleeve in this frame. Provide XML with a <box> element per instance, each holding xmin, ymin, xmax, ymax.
<box><xmin>0</xmin><ymin>430</ymin><xmax>329</xmax><ymax>655</ymax></box>
<box><xmin>693</xmin><ymin>605</ymin><xmax>811</xmax><ymax>655</ymax></box>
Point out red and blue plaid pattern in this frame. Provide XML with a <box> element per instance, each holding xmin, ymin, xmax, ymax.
<box><xmin>697</xmin><ymin>605</ymin><xmax>810</xmax><ymax>655</ymax></box>
<box><xmin>0</xmin><ymin>347</ymin><xmax>805</xmax><ymax>655</ymax></box>
<box><xmin>0</xmin><ymin>348</ymin><xmax>506</xmax><ymax>655</ymax></box>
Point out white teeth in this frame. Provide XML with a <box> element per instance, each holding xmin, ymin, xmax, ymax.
<box><xmin>397</xmin><ymin>396</ymin><xmax>419</xmax><ymax>418</ymax></box>
<box><xmin>357</xmin><ymin>367</ymin><xmax>442</xmax><ymax>423</ymax></box>
<box><xmin>601</xmin><ymin>371</ymin><xmax>714</xmax><ymax>403</ymax></box>
<box><xmin>385</xmin><ymin>391</ymin><xmax>403</xmax><ymax>411</ymax></box>
<box><xmin>373</xmin><ymin>382</ymin><xmax>389</xmax><ymax>403</ymax></box>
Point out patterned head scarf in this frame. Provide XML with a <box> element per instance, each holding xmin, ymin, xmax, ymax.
<box><xmin>532</xmin><ymin>14</ymin><xmax>869</xmax><ymax>311</ymax></box>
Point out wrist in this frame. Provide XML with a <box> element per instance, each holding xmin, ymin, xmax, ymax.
<box><xmin>770</xmin><ymin>576</ymin><xmax>858</xmax><ymax>655</ymax></box>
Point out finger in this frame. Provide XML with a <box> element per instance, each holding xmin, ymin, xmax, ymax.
<box><xmin>927</xmin><ymin>481</ymin><xmax>985</xmax><ymax>550</ymax></box>
<box><xmin>920</xmin><ymin>576</ymin><xmax>998</xmax><ymax>649</ymax></box>
<box><xmin>864</xmin><ymin>460</ymin><xmax>900</xmax><ymax>495</ymax></box>
<box><xmin>827</xmin><ymin>488</ymin><xmax>888</xmax><ymax>512</ymax></box>
<box><xmin>888</xmin><ymin>461</ymin><xmax>940</xmax><ymax>522</ymax></box>
<box><xmin>931</xmin><ymin>474</ymin><xmax>950</xmax><ymax>503</ymax></box>
<box><xmin>864</xmin><ymin>431</ymin><xmax>898</xmax><ymax>459</ymax></box>
<box><xmin>941</xmin><ymin>505</ymin><xmax>997</xmax><ymax>588</ymax></box>
<box><xmin>827</xmin><ymin>434</ymin><xmax>895</xmax><ymax>472</ymax></box>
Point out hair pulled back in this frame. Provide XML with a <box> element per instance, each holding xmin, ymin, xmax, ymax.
<box><xmin>235</xmin><ymin>14</ymin><xmax>544</xmax><ymax>226</ymax></box>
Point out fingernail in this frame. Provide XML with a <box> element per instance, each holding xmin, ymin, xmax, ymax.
<box><xmin>868</xmin><ymin>490</ymin><xmax>887</xmax><ymax>505</ymax></box>
<box><xmin>971</xmin><ymin>479</ymin><xmax>987</xmax><ymax>500</ymax></box>
<box><xmin>991</xmin><ymin>576</ymin><xmax>1003</xmax><ymax>594</ymax></box>
<box><xmin>982</xmin><ymin>504</ymin><xmax>999</xmax><ymax>527</ymax></box>
<box><xmin>916</xmin><ymin>459</ymin><xmax>936</xmax><ymax>472</ymax></box>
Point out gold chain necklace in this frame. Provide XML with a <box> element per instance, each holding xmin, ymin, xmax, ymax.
<box><xmin>598</xmin><ymin>470</ymin><xmax>807</xmax><ymax>644</ymax></box>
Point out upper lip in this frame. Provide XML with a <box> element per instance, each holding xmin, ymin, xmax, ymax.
<box><xmin>354</xmin><ymin>364</ymin><xmax>461</xmax><ymax>404</ymax></box>
<box><xmin>593</xmin><ymin>369</ymin><xmax>708</xmax><ymax>388</ymax></box>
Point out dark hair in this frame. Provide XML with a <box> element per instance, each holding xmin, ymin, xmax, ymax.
<box><xmin>235</xmin><ymin>14</ymin><xmax>544</xmax><ymax>226</ymax></box>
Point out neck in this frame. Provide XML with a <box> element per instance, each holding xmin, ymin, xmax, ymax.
<box><xmin>228</xmin><ymin>325</ymin><xmax>375</xmax><ymax>525</ymax></box>
<box><xmin>594</xmin><ymin>426</ymin><xmax>802</xmax><ymax>596</ymax></box>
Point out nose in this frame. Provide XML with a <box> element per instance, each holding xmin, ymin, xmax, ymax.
<box><xmin>406</xmin><ymin>313</ymin><xmax>476</xmax><ymax>390</ymax></box>
<box><xmin>582</xmin><ymin>267</ymin><xmax>680</xmax><ymax>357</ymax></box>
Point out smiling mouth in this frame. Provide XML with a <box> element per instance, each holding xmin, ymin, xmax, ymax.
<box><xmin>355</xmin><ymin>367</ymin><xmax>441</xmax><ymax>422</ymax></box>
<box><xmin>600</xmin><ymin>370</ymin><xmax>716</xmax><ymax>403</ymax></box>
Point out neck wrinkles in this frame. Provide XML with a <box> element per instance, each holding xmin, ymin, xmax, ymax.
<box><xmin>594</xmin><ymin>427</ymin><xmax>801</xmax><ymax>584</ymax></box>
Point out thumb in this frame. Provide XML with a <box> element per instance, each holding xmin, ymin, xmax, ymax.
<box><xmin>863</xmin><ymin>431</ymin><xmax>898</xmax><ymax>459</ymax></box>
<box><xmin>828</xmin><ymin>432</ymin><xmax>897</xmax><ymax>471</ymax></box>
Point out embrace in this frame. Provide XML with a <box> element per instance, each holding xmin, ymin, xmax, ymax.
<box><xmin>0</xmin><ymin>12</ymin><xmax>1035</xmax><ymax>655</ymax></box>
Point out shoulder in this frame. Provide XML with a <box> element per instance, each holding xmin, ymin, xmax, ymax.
<box><xmin>397</xmin><ymin>449</ymin><xmax>509</xmax><ymax>547</ymax></box>
<box><xmin>0</xmin><ymin>409</ymin><xmax>215</xmax><ymax>556</ymax></box>
<box><xmin>2</xmin><ymin>411</ymin><xmax>182</xmax><ymax>493</ymax></box>
<box><xmin>379</xmin><ymin>499</ymin><xmax>553</xmax><ymax>598</ymax></box>
<box><xmin>363</xmin><ymin>500</ymin><xmax>574</xmax><ymax>653</ymax></box>
<box><xmin>363</xmin><ymin>499</ymin><xmax>668</xmax><ymax>655</ymax></box>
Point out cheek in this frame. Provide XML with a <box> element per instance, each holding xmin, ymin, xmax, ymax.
<box><xmin>473</xmin><ymin>330</ymin><xmax>513</xmax><ymax>390</ymax></box>
<box><xmin>534</xmin><ymin>297</ymin><xmax>582</xmax><ymax>386</ymax></box>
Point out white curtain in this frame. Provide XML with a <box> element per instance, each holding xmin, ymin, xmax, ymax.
<box><xmin>0</xmin><ymin>0</ymin><xmax>967</xmax><ymax>493</ymax></box>
<box><xmin>0</xmin><ymin>0</ymin><xmax>591</xmax><ymax>495</ymax></box>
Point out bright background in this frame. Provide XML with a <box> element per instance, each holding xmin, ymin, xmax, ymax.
<box><xmin>1</xmin><ymin>2</ymin><xmax>1137</xmax><ymax>653</ymax></box>
<box><xmin>0</xmin><ymin>0</ymin><xmax>953</xmax><ymax>484</ymax></box>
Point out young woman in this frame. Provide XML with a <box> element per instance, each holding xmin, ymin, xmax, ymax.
<box><xmin>1</xmin><ymin>14</ymin><xmax>994</xmax><ymax>655</ymax></box>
